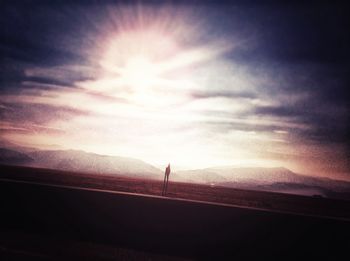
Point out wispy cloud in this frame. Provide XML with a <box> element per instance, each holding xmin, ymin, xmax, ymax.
<box><xmin>0</xmin><ymin>2</ymin><xmax>349</xmax><ymax>179</ymax></box>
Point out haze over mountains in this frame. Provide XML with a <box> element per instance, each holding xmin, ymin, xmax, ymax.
<box><xmin>1</xmin><ymin>145</ymin><xmax>349</xmax><ymax>199</ymax></box>
<box><xmin>174</xmin><ymin>167</ymin><xmax>350</xmax><ymax>199</ymax></box>
<box><xmin>0</xmin><ymin>147</ymin><xmax>162</xmax><ymax>179</ymax></box>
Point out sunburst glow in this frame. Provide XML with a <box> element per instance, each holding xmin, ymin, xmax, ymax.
<box><xmin>1</xmin><ymin>3</ymin><xmax>348</xmax><ymax>179</ymax></box>
<box><xmin>99</xmin><ymin>28</ymin><xmax>177</xmax><ymax>91</ymax></box>
<box><xmin>81</xmin><ymin>9</ymin><xmax>234</xmax><ymax>112</ymax></box>
<box><xmin>121</xmin><ymin>56</ymin><xmax>157</xmax><ymax>88</ymax></box>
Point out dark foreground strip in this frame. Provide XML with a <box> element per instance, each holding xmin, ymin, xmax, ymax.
<box><xmin>1</xmin><ymin>179</ymin><xmax>349</xmax><ymax>260</ymax></box>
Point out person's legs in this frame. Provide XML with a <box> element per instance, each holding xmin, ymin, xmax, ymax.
<box><xmin>162</xmin><ymin>174</ymin><xmax>166</xmax><ymax>196</ymax></box>
<box><xmin>164</xmin><ymin>175</ymin><xmax>169</xmax><ymax>195</ymax></box>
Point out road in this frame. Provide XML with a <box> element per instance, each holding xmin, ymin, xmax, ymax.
<box><xmin>1</xmin><ymin>178</ymin><xmax>349</xmax><ymax>260</ymax></box>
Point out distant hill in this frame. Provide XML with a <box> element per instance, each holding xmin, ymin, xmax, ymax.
<box><xmin>0</xmin><ymin>148</ymin><xmax>34</xmax><ymax>165</ymax></box>
<box><xmin>0</xmin><ymin>147</ymin><xmax>162</xmax><ymax>180</ymax></box>
<box><xmin>26</xmin><ymin>149</ymin><xmax>163</xmax><ymax>180</ymax></box>
<box><xmin>173</xmin><ymin>166</ymin><xmax>350</xmax><ymax>199</ymax></box>
<box><xmin>173</xmin><ymin>167</ymin><xmax>299</xmax><ymax>184</ymax></box>
<box><xmin>0</xmin><ymin>145</ymin><xmax>349</xmax><ymax>199</ymax></box>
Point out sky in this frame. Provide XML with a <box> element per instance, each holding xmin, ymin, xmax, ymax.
<box><xmin>0</xmin><ymin>0</ymin><xmax>349</xmax><ymax>180</ymax></box>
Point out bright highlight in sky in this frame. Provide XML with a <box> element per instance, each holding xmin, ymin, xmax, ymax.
<box><xmin>121</xmin><ymin>56</ymin><xmax>157</xmax><ymax>88</ymax></box>
<box><xmin>1</xmin><ymin>3</ymin><xmax>349</xmax><ymax>180</ymax></box>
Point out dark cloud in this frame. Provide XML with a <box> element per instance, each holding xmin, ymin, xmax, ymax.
<box><xmin>231</xmin><ymin>7</ymin><xmax>349</xmax><ymax>138</ymax></box>
<box><xmin>255</xmin><ymin>105</ymin><xmax>301</xmax><ymax>118</ymax></box>
<box><xmin>269</xmin><ymin>64</ymin><xmax>350</xmax><ymax>103</ymax></box>
<box><xmin>190</xmin><ymin>90</ymin><xmax>256</xmax><ymax>100</ymax></box>
<box><xmin>0</xmin><ymin>59</ymin><xmax>25</xmax><ymax>90</ymax></box>
<box><xmin>205</xmin><ymin>1</ymin><xmax>350</xmax><ymax>145</ymax></box>
<box><xmin>206</xmin><ymin>121</ymin><xmax>278</xmax><ymax>134</ymax></box>
<box><xmin>222</xmin><ymin>3</ymin><xmax>350</xmax><ymax>66</ymax></box>
<box><xmin>0</xmin><ymin>3</ymin><xmax>101</xmax><ymax>93</ymax></box>
<box><xmin>22</xmin><ymin>77</ymin><xmax>75</xmax><ymax>89</ymax></box>
<box><xmin>255</xmin><ymin>104</ymin><xmax>349</xmax><ymax>145</ymax></box>
<box><xmin>0</xmin><ymin>102</ymin><xmax>90</xmax><ymax>125</ymax></box>
<box><xmin>0</xmin><ymin>5</ymin><xmax>87</xmax><ymax>67</ymax></box>
<box><xmin>0</xmin><ymin>38</ymin><xmax>82</xmax><ymax>67</ymax></box>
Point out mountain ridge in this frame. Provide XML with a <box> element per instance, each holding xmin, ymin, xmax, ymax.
<box><xmin>0</xmin><ymin>146</ymin><xmax>349</xmax><ymax>199</ymax></box>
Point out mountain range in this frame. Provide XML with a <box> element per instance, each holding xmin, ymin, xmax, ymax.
<box><xmin>1</xmin><ymin>145</ymin><xmax>349</xmax><ymax>199</ymax></box>
<box><xmin>0</xmin><ymin>147</ymin><xmax>163</xmax><ymax>180</ymax></box>
<box><xmin>174</xmin><ymin>166</ymin><xmax>350</xmax><ymax>199</ymax></box>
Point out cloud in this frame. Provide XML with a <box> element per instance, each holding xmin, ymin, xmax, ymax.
<box><xmin>190</xmin><ymin>90</ymin><xmax>256</xmax><ymax>100</ymax></box>
<box><xmin>0</xmin><ymin>2</ymin><xmax>349</xmax><ymax>179</ymax></box>
<box><xmin>0</xmin><ymin>102</ymin><xmax>89</xmax><ymax>125</ymax></box>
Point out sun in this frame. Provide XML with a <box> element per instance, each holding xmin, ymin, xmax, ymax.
<box><xmin>93</xmin><ymin>22</ymin><xmax>230</xmax><ymax>108</ymax></box>
<box><xmin>98</xmin><ymin>28</ymin><xmax>178</xmax><ymax>92</ymax></box>
<box><xmin>121</xmin><ymin>55</ymin><xmax>159</xmax><ymax>88</ymax></box>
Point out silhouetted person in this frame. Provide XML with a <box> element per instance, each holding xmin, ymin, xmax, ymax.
<box><xmin>162</xmin><ymin>163</ymin><xmax>171</xmax><ymax>196</ymax></box>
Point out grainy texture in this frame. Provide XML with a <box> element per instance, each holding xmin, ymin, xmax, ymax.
<box><xmin>1</xmin><ymin>164</ymin><xmax>349</xmax><ymax>220</ymax></box>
